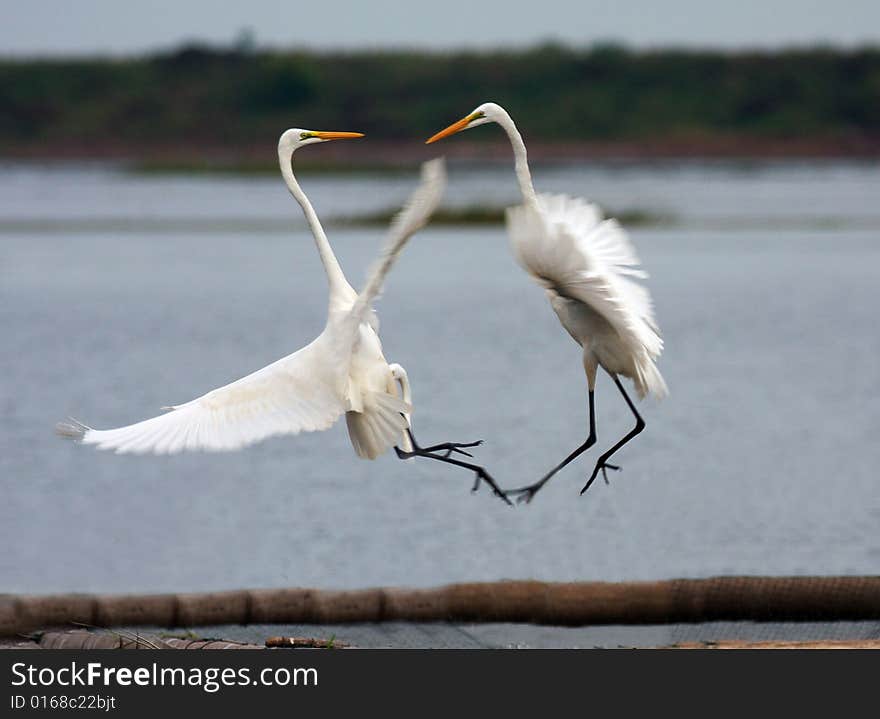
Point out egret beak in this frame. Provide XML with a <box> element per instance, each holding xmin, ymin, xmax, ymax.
<box><xmin>311</xmin><ymin>131</ymin><xmax>365</xmax><ymax>141</ymax></box>
<box><xmin>426</xmin><ymin>114</ymin><xmax>479</xmax><ymax>144</ymax></box>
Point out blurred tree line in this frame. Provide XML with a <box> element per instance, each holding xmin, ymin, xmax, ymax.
<box><xmin>1</xmin><ymin>43</ymin><xmax>878</xmax><ymax>149</ymax></box>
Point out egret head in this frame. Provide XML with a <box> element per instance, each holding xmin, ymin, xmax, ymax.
<box><xmin>425</xmin><ymin>102</ymin><xmax>505</xmax><ymax>144</ymax></box>
<box><xmin>279</xmin><ymin>128</ymin><xmax>364</xmax><ymax>153</ymax></box>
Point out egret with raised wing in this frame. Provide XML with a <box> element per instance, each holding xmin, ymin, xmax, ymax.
<box><xmin>427</xmin><ymin>103</ymin><xmax>667</xmax><ymax>501</ymax></box>
<box><xmin>58</xmin><ymin>129</ymin><xmax>510</xmax><ymax>504</ymax></box>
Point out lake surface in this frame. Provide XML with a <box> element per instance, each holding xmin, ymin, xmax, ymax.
<box><xmin>2</xmin><ymin>160</ymin><xmax>879</xmax><ymax>594</ymax></box>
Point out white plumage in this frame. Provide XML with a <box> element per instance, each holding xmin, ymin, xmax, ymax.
<box><xmin>58</xmin><ymin>134</ymin><xmax>446</xmax><ymax>462</ymax></box>
<box><xmin>58</xmin><ymin>336</ymin><xmax>345</xmax><ymax>455</ymax></box>
<box><xmin>507</xmin><ymin>193</ymin><xmax>666</xmax><ymax>399</ymax></box>
<box><xmin>427</xmin><ymin>102</ymin><xmax>666</xmax><ymax>499</ymax></box>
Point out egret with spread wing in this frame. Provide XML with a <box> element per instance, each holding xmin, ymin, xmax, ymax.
<box><xmin>427</xmin><ymin>103</ymin><xmax>667</xmax><ymax>502</ymax></box>
<box><xmin>58</xmin><ymin>130</ymin><xmax>509</xmax><ymax>503</ymax></box>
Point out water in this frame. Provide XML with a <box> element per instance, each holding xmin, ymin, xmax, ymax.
<box><xmin>2</xmin><ymin>160</ymin><xmax>879</xmax><ymax>594</ymax></box>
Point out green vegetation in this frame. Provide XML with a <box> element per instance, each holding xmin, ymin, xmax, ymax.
<box><xmin>1</xmin><ymin>43</ymin><xmax>878</xmax><ymax>153</ymax></box>
<box><xmin>343</xmin><ymin>204</ymin><xmax>675</xmax><ymax>227</ymax></box>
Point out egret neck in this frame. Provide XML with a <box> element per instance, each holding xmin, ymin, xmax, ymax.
<box><xmin>494</xmin><ymin>108</ymin><xmax>538</xmax><ymax>207</ymax></box>
<box><xmin>278</xmin><ymin>145</ymin><xmax>354</xmax><ymax>307</ymax></box>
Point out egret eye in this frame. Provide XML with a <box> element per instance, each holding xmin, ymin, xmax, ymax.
<box><xmin>300</xmin><ymin>132</ymin><xmax>311</xmax><ymax>140</ymax></box>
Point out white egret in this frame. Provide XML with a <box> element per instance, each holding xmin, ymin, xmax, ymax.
<box><xmin>58</xmin><ymin>129</ymin><xmax>510</xmax><ymax>503</ymax></box>
<box><xmin>427</xmin><ymin>103</ymin><xmax>667</xmax><ymax>501</ymax></box>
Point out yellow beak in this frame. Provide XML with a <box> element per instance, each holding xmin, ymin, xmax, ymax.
<box><xmin>425</xmin><ymin>115</ymin><xmax>475</xmax><ymax>144</ymax></box>
<box><xmin>311</xmin><ymin>131</ymin><xmax>365</xmax><ymax>140</ymax></box>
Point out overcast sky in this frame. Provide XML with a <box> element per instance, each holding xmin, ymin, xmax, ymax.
<box><xmin>3</xmin><ymin>0</ymin><xmax>879</xmax><ymax>56</ymax></box>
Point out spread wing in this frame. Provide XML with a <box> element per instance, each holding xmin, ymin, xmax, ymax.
<box><xmin>57</xmin><ymin>334</ymin><xmax>345</xmax><ymax>454</ymax></box>
<box><xmin>338</xmin><ymin>158</ymin><xmax>447</xmax><ymax>357</ymax></box>
<box><xmin>506</xmin><ymin>192</ymin><xmax>662</xmax><ymax>360</ymax></box>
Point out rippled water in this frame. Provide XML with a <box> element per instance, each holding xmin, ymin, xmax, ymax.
<box><xmin>2</xmin><ymin>160</ymin><xmax>878</xmax><ymax>594</ymax></box>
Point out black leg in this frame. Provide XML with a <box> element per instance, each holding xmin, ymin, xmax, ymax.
<box><xmin>505</xmin><ymin>389</ymin><xmax>611</xmax><ymax>504</ymax></box>
<box><xmin>405</xmin><ymin>438</ymin><xmax>483</xmax><ymax>459</ymax></box>
<box><xmin>396</xmin><ymin>429</ymin><xmax>512</xmax><ymax>506</ymax></box>
<box><xmin>581</xmin><ymin>374</ymin><xmax>644</xmax><ymax>496</ymax></box>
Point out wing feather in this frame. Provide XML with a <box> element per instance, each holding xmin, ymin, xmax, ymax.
<box><xmin>59</xmin><ymin>334</ymin><xmax>345</xmax><ymax>454</ymax></box>
<box><xmin>342</xmin><ymin>158</ymin><xmax>446</xmax><ymax>348</ymax></box>
<box><xmin>507</xmin><ymin>192</ymin><xmax>663</xmax><ymax>359</ymax></box>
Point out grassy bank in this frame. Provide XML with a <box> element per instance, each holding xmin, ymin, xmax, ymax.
<box><xmin>1</xmin><ymin>43</ymin><xmax>878</xmax><ymax>163</ymax></box>
<box><xmin>342</xmin><ymin>204</ymin><xmax>674</xmax><ymax>228</ymax></box>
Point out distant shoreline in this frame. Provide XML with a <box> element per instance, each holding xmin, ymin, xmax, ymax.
<box><xmin>3</xmin><ymin>136</ymin><xmax>878</xmax><ymax>173</ymax></box>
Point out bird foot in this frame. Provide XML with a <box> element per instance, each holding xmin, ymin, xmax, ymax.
<box><xmin>423</xmin><ymin>439</ymin><xmax>484</xmax><ymax>458</ymax></box>
<box><xmin>394</xmin><ymin>439</ymin><xmax>510</xmax><ymax>506</ymax></box>
<box><xmin>470</xmin><ymin>468</ymin><xmax>514</xmax><ymax>507</ymax></box>
<box><xmin>438</xmin><ymin>439</ymin><xmax>483</xmax><ymax>458</ymax></box>
<box><xmin>396</xmin><ymin>439</ymin><xmax>483</xmax><ymax>460</ymax></box>
<box><xmin>502</xmin><ymin>482</ymin><xmax>547</xmax><ymax>505</ymax></box>
<box><xmin>580</xmin><ymin>462</ymin><xmax>621</xmax><ymax>495</ymax></box>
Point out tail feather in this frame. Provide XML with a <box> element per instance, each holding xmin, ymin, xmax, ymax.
<box><xmin>345</xmin><ymin>391</ymin><xmax>410</xmax><ymax>460</ymax></box>
<box><xmin>633</xmin><ymin>355</ymin><xmax>668</xmax><ymax>400</ymax></box>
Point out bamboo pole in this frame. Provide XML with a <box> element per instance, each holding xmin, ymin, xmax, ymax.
<box><xmin>2</xmin><ymin>576</ymin><xmax>879</xmax><ymax>637</ymax></box>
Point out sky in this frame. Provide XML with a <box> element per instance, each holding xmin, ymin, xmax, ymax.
<box><xmin>3</xmin><ymin>0</ymin><xmax>880</xmax><ymax>56</ymax></box>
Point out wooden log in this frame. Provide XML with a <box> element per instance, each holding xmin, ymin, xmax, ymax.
<box><xmin>2</xmin><ymin>576</ymin><xmax>878</xmax><ymax>636</ymax></box>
